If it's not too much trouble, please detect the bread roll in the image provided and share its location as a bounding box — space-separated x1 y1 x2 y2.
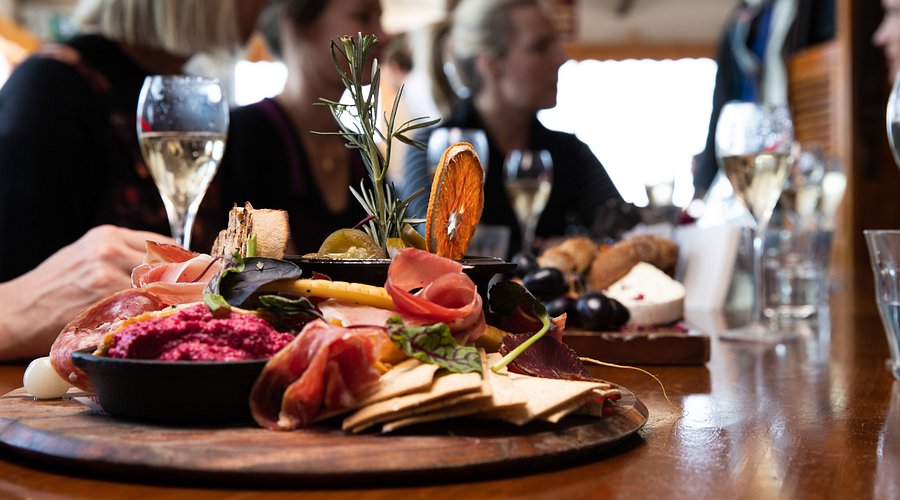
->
211 202 292 258
536 236 597 275
587 235 678 290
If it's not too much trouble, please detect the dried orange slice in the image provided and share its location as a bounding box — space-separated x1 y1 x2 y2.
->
425 142 484 260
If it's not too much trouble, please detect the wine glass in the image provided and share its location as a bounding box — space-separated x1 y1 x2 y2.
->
779 143 825 230
136 75 228 249
887 72 900 167
504 149 553 255
716 101 794 342
426 127 488 179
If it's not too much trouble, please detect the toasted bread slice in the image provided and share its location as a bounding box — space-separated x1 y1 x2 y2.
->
211 202 292 258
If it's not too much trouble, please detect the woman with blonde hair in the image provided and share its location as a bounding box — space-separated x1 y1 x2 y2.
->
401 0 625 257
0 0 267 359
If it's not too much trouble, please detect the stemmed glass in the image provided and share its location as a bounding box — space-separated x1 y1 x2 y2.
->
426 127 488 179
137 75 228 249
504 149 553 255
887 73 900 167
716 101 794 341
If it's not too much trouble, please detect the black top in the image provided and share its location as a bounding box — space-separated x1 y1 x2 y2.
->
213 98 369 255
0 35 221 281
400 103 624 257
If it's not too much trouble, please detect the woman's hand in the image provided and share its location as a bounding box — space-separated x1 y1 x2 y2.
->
0 225 175 361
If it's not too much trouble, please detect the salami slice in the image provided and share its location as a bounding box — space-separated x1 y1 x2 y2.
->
49 289 168 391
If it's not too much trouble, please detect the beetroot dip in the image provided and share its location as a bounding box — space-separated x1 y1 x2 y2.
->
107 304 293 361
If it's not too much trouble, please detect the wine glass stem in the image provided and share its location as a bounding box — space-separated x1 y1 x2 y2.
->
522 216 537 254
751 221 769 325
162 199 192 249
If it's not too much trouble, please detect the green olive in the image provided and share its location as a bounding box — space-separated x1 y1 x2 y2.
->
317 228 386 259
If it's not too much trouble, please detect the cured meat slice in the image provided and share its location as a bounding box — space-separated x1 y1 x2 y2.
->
500 332 592 381
50 289 168 391
250 320 385 430
131 241 222 305
384 248 485 344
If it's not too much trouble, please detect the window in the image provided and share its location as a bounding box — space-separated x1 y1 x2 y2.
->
538 58 718 207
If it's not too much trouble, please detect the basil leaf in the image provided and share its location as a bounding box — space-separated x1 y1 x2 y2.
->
257 294 317 317
217 257 302 307
486 281 553 373
385 317 482 374
486 281 549 334
203 252 245 311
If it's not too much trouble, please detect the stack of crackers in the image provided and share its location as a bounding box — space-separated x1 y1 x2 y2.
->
337 352 620 433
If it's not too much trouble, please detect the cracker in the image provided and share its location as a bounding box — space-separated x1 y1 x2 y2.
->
476 373 605 426
342 370 483 431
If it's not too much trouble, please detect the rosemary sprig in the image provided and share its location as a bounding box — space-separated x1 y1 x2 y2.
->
315 33 439 251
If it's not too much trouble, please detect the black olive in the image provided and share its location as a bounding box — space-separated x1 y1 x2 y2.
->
576 292 617 331
608 298 630 328
511 251 538 278
544 296 576 318
523 267 569 299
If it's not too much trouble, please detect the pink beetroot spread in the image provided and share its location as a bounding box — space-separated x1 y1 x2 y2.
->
107 304 294 361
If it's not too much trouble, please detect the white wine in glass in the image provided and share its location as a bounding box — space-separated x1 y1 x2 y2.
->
137 75 227 249
716 101 794 342
504 150 553 254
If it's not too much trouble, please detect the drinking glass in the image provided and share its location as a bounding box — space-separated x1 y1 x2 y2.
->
864 230 900 380
136 75 228 249
716 101 794 341
779 143 825 230
504 149 553 254
887 73 900 167
426 127 488 179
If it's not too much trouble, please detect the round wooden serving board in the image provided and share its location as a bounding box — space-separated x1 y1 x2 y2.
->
0 386 647 486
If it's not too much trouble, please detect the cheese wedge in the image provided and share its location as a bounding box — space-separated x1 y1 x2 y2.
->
604 262 685 326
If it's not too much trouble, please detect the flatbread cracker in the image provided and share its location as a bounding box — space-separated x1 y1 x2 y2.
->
476 373 605 426
381 360 528 432
359 358 441 405
539 385 619 423
342 371 483 431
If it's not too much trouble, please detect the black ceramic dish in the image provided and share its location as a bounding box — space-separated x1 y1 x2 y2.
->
71 348 267 425
286 256 517 299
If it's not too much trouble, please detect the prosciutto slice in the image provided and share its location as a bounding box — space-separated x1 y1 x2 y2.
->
384 248 485 344
50 289 168 391
250 320 385 430
131 241 222 305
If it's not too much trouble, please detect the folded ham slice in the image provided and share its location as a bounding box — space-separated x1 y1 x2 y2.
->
385 248 485 344
131 241 222 305
50 289 168 391
250 320 386 430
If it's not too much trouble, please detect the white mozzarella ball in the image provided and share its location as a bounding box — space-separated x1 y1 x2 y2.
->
23 356 71 399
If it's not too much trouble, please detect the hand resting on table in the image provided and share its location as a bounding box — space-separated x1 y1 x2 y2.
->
0 225 174 361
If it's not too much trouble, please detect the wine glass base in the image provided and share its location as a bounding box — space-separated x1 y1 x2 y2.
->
719 321 797 343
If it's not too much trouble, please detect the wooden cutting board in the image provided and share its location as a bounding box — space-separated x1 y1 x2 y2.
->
564 326 710 365
0 386 647 487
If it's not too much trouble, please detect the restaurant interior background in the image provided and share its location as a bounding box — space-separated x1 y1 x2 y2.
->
0 0 895 315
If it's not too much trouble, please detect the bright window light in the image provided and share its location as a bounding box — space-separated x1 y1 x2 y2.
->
233 60 287 106
539 58 718 207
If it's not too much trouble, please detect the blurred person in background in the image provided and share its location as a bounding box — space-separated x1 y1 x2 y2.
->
0 0 267 360
874 0 900 80
213 0 386 255
399 0 624 258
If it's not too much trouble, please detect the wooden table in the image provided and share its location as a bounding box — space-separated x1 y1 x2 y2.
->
1 300 898 499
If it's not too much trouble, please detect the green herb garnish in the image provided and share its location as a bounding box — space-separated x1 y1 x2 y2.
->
316 33 439 252
204 255 303 308
486 281 552 373
385 317 482 374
